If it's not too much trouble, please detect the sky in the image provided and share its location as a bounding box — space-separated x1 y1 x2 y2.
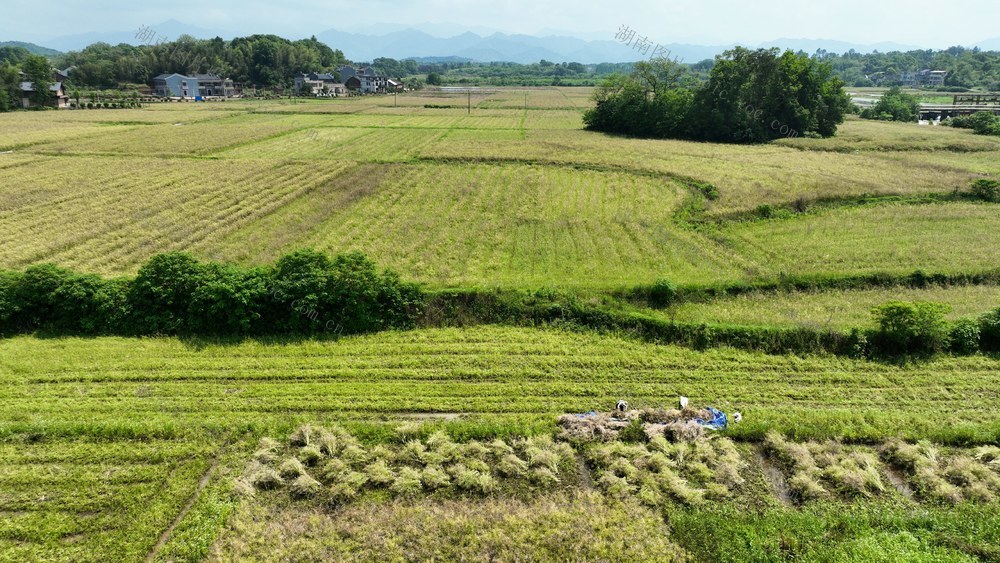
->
3 0 998 48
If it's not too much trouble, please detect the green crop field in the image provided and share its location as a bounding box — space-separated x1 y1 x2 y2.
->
2 87 1000 560
664 284 1000 330
3 327 1000 560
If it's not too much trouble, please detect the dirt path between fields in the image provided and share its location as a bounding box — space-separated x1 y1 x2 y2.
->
145 456 220 563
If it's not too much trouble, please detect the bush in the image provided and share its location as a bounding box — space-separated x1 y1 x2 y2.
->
860 87 919 122
870 301 952 356
692 182 719 201
949 318 981 355
12 264 74 330
0 271 23 332
186 265 269 335
267 249 422 334
618 419 647 443
967 112 1000 136
980 308 1000 352
691 323 715 351
49 273 127 333
969 179 1000 203
648 278 678 308
128 253 208 334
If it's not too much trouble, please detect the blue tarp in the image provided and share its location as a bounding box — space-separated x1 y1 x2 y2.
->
695 407 728 431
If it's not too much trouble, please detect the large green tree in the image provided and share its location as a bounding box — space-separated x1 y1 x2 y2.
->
691 48 850 142
21 54 52 106
584 48 849 143
0 62 20 111
583 58 695 138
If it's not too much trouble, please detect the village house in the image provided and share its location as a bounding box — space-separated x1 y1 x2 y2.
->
870 69 948 88
338 65 401 94
17 67 73 109
19 81 69 109
294 72 347 96
153 73 238 98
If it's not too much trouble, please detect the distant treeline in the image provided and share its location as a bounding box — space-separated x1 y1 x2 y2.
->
8 37 1000 91
814 46 1000 90
0 250 422 337
45 35 349 90
417 60 638 86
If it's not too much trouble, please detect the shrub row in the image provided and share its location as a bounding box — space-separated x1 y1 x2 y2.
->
947 111 1000 136
425 290 1000 359
629 269 1000 307
0 250 423 337
424 289 854 356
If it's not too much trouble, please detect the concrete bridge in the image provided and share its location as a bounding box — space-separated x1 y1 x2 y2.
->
918 104 1000 120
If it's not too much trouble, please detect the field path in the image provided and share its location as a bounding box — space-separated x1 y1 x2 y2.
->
145 455 221 562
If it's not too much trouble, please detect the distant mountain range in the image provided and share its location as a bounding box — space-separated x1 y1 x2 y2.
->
0 41 62 57
8 20 1000 64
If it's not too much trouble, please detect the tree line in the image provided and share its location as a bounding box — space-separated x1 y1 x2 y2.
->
812 46 1000 90
0 250 422 337
45 34 349 90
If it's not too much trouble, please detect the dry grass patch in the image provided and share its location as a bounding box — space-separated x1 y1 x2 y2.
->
882 439 1000 504
763 433 887 503
211 490 686 562
584 435 748 508
236 425 579 505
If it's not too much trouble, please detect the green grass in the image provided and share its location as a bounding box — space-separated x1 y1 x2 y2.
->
718 202 1000 280
3 326 999 445
0 434 220 561
662 284 1000 330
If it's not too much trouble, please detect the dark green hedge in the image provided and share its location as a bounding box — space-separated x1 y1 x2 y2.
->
0 250 423 337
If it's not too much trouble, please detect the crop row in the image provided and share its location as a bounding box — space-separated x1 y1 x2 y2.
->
0 434 218 562
2 327 1000 443
0 156 351 274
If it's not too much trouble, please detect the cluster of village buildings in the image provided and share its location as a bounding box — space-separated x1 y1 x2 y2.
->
151 65 402 99
868 69 948 87
18 63 951 109
16 64 403 109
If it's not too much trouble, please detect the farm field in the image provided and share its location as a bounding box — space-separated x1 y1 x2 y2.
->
2 86 1000 560
2 91 999 287
3 326 1000 560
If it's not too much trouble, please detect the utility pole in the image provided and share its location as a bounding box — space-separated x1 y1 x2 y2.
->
468 90 471 114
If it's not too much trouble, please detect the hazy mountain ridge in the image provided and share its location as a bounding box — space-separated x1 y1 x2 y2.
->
10 20 1000 64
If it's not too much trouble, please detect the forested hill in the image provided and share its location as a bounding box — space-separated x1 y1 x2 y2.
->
50 34 349 89
0 41 62 57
